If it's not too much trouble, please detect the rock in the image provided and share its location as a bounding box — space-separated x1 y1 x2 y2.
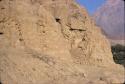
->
0 0 124 84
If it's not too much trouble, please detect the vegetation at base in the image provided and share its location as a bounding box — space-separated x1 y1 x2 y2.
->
111 44 125 66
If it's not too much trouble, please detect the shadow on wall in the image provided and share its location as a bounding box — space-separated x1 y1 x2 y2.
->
111 44 125 67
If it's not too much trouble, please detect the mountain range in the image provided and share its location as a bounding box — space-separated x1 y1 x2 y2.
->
94 0 124 44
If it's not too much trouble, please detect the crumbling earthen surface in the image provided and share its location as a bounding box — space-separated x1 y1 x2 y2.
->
0 0 124 84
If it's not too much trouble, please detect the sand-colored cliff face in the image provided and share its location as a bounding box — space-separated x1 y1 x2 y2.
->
0 0 124 84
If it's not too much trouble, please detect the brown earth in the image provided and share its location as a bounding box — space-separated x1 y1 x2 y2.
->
0 0 124 84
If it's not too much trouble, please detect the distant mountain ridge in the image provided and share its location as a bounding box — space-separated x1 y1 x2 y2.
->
94 0 124 41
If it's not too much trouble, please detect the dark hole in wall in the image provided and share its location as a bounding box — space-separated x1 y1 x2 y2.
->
0 0 2 2
0 32 3 35
1 7 5 9
55 18 60 23
19 38 24 41
0 81 2 84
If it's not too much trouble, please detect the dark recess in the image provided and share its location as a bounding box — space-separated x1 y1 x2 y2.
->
1 7 5 9
69 28 85 32
0 32 3 35
55 18 60 23
19 38 24 41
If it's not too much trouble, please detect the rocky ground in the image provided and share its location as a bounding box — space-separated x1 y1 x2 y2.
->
0 0 124 84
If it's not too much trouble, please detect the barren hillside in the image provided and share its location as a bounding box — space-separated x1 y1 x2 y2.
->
0 0 124 84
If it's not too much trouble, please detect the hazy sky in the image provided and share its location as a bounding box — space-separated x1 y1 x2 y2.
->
76 0 106 14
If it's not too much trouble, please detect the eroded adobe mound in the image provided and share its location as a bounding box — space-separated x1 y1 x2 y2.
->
0 0 124 84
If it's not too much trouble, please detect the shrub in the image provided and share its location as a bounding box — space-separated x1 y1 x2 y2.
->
111 44 125 66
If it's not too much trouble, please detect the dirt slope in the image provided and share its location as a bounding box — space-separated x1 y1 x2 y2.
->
0 0 124 84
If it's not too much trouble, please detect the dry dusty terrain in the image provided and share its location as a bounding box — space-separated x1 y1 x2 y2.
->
0 0 124 84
